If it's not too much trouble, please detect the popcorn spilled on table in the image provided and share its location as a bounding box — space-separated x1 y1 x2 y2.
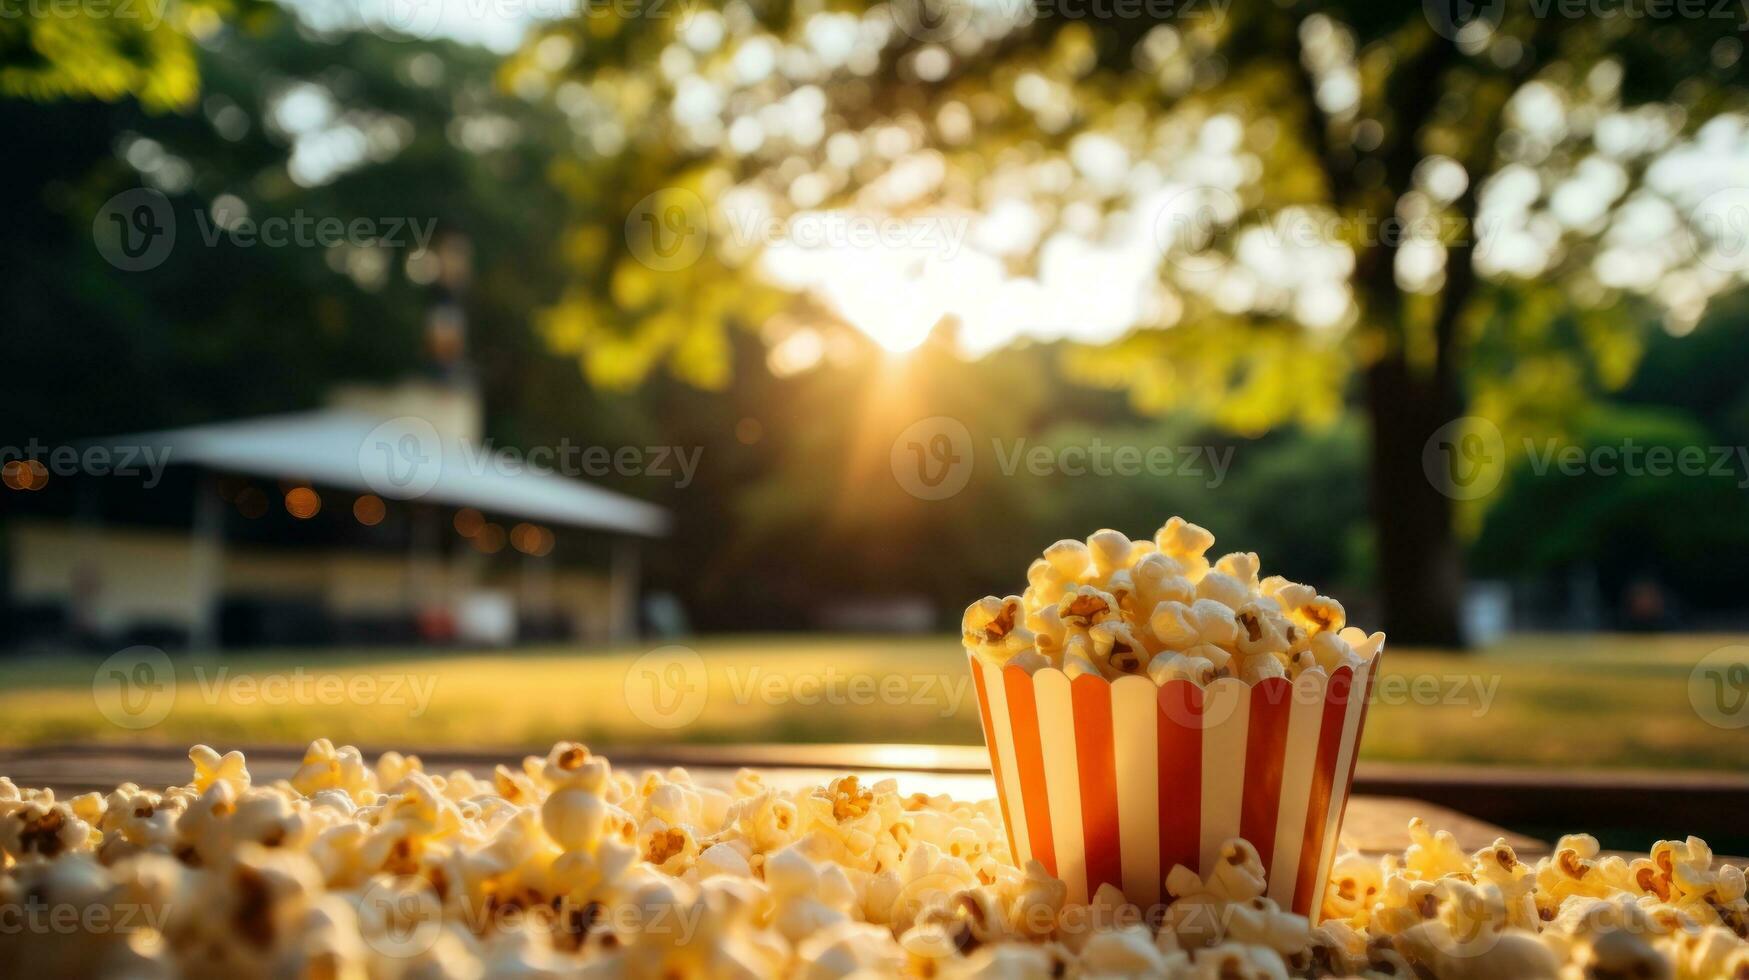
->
3 740 1746 978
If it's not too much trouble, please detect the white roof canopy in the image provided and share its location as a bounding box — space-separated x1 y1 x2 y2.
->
100 410 668 537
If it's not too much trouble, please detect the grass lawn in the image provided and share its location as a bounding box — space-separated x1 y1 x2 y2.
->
0 633 1742 771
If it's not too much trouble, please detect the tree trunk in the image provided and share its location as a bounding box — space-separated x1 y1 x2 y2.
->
1363 354 1468 648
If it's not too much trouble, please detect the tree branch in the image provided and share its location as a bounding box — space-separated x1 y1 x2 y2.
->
1288 18 1351 210
1432 16 1564 386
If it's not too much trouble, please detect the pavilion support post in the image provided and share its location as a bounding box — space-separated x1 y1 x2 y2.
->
407 504 440 624
188 471 224 652
608 537 639 644
71 477 105 646
519 549 552 634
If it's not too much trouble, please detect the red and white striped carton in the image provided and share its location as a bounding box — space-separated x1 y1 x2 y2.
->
966 651 1381 918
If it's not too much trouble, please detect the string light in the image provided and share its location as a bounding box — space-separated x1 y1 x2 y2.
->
285 487 321 519
453 507 485 537
353 494 386 526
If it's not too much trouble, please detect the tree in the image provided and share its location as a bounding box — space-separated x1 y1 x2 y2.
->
518 1 1749 644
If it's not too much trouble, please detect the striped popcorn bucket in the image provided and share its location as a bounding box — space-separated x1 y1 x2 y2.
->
967 652 1380 918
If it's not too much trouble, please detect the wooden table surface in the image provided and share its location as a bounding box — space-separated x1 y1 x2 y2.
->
0 742 1546 859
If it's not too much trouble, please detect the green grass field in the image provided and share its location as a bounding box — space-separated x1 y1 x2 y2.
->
1 633 1743 771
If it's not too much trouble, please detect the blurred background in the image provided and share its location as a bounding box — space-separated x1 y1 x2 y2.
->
3 0 1749 774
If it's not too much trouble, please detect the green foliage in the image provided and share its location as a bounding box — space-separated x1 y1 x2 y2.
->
1473 299 1749 610
0 0 270 110
0 23 598 446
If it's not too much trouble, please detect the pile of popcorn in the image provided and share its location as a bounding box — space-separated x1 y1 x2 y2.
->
4 742 1746 979
963 518 1387 686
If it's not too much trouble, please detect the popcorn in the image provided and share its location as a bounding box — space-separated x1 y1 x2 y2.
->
1148 651 1222 687
4 743 1745 980
964 517 1383 688
1237 653 1287 684
961 596 1026 654
1078 924 1170 974
1085 528 1136 579
1057 585 1119 632
189 744 251 794
1196 571 1252 612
